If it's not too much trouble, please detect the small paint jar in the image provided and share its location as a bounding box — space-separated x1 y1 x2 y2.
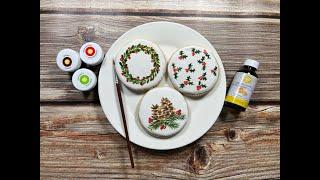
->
56 49 81 72
79 42 104 66
72 68 97 91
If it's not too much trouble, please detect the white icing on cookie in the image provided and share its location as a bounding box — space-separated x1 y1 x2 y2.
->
115 39 166 91
139 87 189 138
168 46 219 96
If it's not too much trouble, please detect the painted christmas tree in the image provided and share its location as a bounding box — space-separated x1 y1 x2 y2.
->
148 97 185 130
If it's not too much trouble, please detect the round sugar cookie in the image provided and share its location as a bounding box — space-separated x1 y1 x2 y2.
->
168 46 219 96
139 87 189 138
114 39 166 91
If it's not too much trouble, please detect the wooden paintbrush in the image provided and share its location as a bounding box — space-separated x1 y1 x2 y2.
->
113 61 135 168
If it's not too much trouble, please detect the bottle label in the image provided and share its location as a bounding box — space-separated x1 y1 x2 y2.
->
225 72 257 108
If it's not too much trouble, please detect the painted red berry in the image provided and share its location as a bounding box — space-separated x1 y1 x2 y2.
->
176 109 181 115
185 68 189 72
192 52 195 56
196 85 202 90
148 117 153 123
178 56 182 60
160 125 166 130
184 80 189 85
203 49 207 54
202 62 206 66
198 76 202 80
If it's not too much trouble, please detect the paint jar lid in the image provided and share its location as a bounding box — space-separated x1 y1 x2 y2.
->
72 68 97 91
80 42 104 66
56 49 81 72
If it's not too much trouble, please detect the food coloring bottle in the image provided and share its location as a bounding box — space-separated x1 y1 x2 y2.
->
80 42 104 66
72 68 97 91
225 59 259 111
56 49 81 72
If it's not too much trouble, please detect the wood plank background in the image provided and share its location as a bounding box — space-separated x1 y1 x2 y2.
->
40 0 280 179
41 104 279 179
40 0 280 17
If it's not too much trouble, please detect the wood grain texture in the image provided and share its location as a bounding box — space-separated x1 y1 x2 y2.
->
40 0 280 18
40 104 279 179
40 14 279 102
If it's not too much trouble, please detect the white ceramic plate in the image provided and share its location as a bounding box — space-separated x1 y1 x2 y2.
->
98 21 226 150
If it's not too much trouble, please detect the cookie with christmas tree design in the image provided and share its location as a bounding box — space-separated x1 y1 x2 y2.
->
114 39 166 91
139 87 189 137
168 46 219 96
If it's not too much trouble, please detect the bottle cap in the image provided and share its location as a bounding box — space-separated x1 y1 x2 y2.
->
244 59 259 69
72 68 97 91
56 49 81 72
80 42 104 66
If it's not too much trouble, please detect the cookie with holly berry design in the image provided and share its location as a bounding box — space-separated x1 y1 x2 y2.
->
139 87 189 138
114 39 166 91
167 46 219 96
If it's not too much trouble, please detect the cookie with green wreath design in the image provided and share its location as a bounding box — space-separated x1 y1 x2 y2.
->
114 39 166 91
167 46 219 96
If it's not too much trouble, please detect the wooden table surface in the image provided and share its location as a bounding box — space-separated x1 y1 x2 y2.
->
40 0 280 179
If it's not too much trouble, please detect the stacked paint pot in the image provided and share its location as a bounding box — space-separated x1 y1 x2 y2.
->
56 42 104 91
